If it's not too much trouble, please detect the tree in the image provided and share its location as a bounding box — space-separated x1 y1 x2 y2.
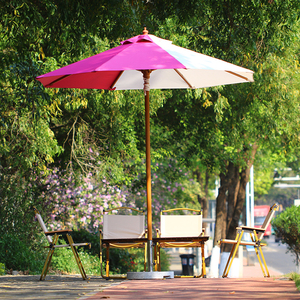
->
173 1 300 248
2 1 300 256
272 205 300 270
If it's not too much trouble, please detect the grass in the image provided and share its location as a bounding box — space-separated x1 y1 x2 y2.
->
287 272 300 291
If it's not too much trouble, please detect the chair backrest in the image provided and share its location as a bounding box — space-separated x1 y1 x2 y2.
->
257 203 278 240
160 208 202 238
102 208 145 239
34 207 53 243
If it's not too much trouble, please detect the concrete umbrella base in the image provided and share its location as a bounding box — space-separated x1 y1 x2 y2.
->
127 271 174 280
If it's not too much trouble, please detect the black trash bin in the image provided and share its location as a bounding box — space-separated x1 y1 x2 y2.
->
180 254 195 276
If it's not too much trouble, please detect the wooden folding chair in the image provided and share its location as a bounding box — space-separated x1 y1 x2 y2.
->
34 207 91 281
218 203 278 278
153 208 209 278
99 207 147 279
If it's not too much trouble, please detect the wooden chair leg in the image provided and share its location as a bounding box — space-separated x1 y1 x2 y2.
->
40 234 59 281
201 243 206 278
106 246 110 278
66 234 87 280
157 245 161 271
153 243 157 271
144 242 147 271
223 230 244 278
251 230 270 277
255 245 269 277
40 248 55 281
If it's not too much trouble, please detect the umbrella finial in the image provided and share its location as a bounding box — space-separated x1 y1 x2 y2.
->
143 27 148 35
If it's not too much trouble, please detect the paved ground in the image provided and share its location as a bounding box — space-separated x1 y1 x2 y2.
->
0 275 122 300
0 274 298 300
0 258 298 299
84 277 299 300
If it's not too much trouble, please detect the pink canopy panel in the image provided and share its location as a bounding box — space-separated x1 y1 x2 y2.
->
36 33 253 90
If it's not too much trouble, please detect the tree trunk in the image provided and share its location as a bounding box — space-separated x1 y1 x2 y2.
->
226 163 240 235
214 144 259 249
213 173 228 246
194 168 209 220
223 167 249 252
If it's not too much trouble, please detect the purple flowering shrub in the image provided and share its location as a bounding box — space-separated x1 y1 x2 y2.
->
37 158 201 233
39 168 133 232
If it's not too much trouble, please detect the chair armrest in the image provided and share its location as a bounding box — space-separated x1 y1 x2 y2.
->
45 230 72 236
218 239 266 247
239 226 265 233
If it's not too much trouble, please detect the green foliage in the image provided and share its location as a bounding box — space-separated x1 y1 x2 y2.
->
51 246 100 275
101 248 170 275
68 230 100 257
102 248 142 274
0 263 5 275
0 234 43 273
288 273 300 290
129 158 202 227
255 165 299 207
51 245 170 276
0 168 51 244
272 206 300 265
2 0 300 270
158 248 171 271
58 229 170 275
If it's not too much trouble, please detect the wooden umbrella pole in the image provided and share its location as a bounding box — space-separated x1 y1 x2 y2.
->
143 69 153 272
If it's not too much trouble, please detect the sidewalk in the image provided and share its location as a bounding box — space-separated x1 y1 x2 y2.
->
83 277 299 299
81 255 298 299
0 275 122 300
167 248 283 278
0 262 298 300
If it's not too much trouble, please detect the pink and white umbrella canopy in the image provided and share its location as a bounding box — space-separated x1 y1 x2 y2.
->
36 33 253 90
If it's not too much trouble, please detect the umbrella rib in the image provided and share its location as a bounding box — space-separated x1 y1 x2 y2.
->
174 69 194 89
45 75 71 87
225 71 250 82
110 71 124 89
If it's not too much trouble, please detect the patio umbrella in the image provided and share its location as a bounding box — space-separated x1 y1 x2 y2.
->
36 28 254 272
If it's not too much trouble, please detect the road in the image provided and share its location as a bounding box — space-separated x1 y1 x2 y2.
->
262 234 299 274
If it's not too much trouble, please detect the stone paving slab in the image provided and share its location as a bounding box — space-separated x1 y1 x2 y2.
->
84 277 299 300
0 275 122 300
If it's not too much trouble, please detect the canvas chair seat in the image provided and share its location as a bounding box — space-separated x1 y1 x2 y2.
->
34 207 91 281
99 207 147 279
153 208 209 278
218 203 278 278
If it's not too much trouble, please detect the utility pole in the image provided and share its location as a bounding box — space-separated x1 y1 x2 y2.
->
246 166 254 227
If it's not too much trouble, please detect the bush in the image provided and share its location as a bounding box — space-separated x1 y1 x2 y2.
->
0 234 44 273
272 205 300 267
0 263 5 275
101 247 170 275
288 272 300 291
158 248 171 271
51 246 101 275
66 229 171 274
64 229 100 257
0 228 170 276
102 248 141 274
